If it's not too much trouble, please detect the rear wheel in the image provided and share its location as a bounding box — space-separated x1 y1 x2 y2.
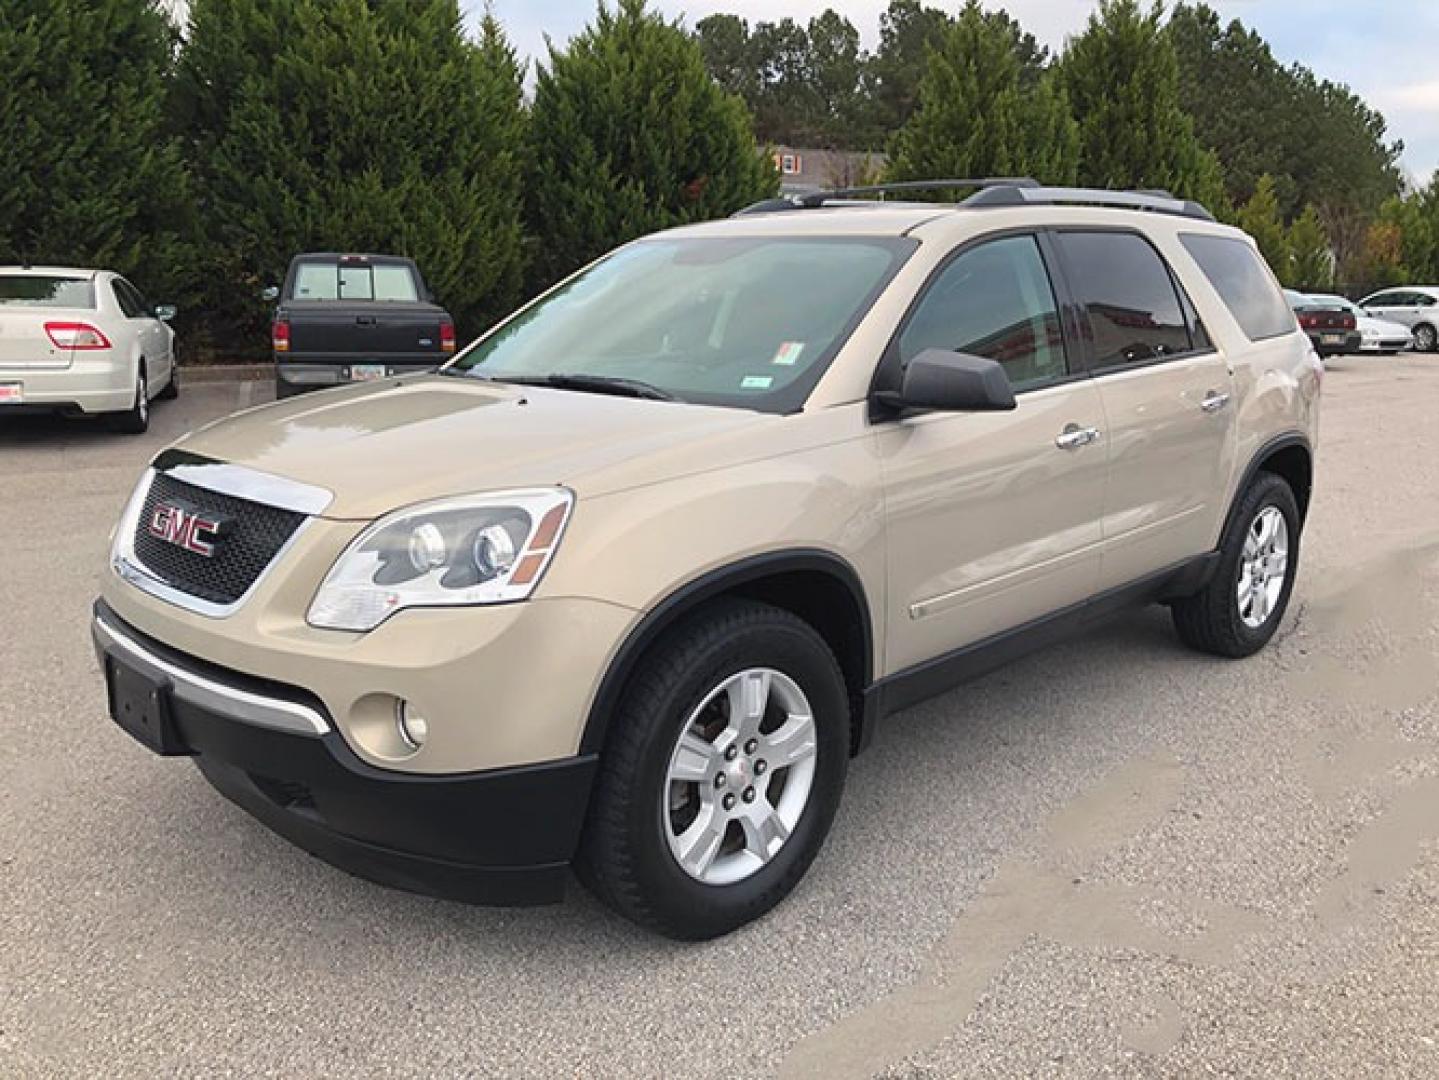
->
157 364 179 400
1414 323 1437 352
576 599 849 939
1172 472 1299 657
108 366 150 435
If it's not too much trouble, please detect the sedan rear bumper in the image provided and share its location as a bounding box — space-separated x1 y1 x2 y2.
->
0 361 134 414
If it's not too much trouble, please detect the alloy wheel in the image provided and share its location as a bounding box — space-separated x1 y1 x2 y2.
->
1237 506 1289 629
662 667 817 886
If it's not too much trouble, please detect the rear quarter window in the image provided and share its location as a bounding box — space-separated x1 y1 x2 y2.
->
1180 234 1295 342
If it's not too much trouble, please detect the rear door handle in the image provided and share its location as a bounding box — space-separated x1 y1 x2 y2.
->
1200 390 1231 413
355 315 377 326
1055 424 1101 450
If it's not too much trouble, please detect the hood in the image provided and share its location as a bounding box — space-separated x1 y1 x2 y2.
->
1357 315 1410 337
175 375 771 518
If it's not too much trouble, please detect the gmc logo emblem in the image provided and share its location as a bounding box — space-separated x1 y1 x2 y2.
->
148 502 229 558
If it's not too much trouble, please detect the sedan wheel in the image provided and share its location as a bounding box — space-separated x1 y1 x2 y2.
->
1415 324 1437 352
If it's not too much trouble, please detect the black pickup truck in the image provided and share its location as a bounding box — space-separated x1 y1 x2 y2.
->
268 253 455 397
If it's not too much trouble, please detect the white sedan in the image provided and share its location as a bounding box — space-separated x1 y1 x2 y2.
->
0 266 178 433
1306 293 1413 354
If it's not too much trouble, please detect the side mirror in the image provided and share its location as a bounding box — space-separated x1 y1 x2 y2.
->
876 349 1017 414
153 304 177 322
260 285 280 303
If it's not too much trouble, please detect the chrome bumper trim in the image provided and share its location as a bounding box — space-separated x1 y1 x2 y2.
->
93 610 330 737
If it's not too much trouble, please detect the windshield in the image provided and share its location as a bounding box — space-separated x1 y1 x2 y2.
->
449 236 913 412
0 275 94 308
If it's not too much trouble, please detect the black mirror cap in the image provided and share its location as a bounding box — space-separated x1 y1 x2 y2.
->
878 348 1017 415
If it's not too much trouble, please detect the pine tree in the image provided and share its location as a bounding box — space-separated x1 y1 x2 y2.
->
887 2 1078 186
1237 175 1290 278
526 0 777 291
1059 0 1217 206
174 0 527 350
1286 205 1333 289
0 0 189 299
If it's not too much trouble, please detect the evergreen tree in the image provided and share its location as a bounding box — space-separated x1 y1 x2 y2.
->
527 0 777 291
1059 0 1217 206
888 2 1077 186
174 0 527 349
1285 205 1333 289
0 0 188 299
1237 174 1290 277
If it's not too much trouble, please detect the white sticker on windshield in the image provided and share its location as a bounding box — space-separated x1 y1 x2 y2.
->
741 375 774 390
771 341 805 366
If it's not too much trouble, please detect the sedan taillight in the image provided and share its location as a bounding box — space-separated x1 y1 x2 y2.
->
45 322 112 350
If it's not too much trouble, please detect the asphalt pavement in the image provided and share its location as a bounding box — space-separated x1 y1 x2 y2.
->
3 355 1437 1078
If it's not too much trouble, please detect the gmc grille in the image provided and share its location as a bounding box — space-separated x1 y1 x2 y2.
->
131 473 306 606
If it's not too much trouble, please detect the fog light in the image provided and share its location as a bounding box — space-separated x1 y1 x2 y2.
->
396 700 429 750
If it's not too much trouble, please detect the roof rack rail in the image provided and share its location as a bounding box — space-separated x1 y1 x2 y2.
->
961 184 1215 222
733 178 1039 216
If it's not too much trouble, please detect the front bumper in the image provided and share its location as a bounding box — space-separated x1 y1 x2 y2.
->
92 601 598 905
1358 336 1412 352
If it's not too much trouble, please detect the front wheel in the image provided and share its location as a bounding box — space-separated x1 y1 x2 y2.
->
576 599 850 939
1414 323 1437 352
1172 472 1300 657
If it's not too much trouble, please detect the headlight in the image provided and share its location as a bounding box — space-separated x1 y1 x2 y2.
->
307 488 573 631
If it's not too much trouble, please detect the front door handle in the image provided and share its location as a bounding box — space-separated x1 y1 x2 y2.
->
1200 390 1231 413
1055 424 1101 450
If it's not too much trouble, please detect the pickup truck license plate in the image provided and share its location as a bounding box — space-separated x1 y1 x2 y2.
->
0 382 22 403
351 364 387 382
1320 333 1343 345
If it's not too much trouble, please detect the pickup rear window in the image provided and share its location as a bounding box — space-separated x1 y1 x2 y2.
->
0 276 94 307
292 261 420 302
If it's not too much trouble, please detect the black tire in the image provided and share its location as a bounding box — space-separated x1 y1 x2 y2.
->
108 366 150 434
157 366 179 400
1172 472 1300 658
1414 323 1437 353
275 377 304 400
575 599 850 940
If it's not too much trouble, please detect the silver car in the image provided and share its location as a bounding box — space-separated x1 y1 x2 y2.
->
1358 286 1439 352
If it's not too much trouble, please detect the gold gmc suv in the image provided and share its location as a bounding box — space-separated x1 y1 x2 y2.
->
94 181 1321 939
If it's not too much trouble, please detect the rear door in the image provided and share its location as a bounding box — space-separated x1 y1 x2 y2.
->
877 232 1108 673
113 277 171 386
1051 229 1236 590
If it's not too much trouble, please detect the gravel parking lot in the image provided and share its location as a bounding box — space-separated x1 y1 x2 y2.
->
3 356 1438 1078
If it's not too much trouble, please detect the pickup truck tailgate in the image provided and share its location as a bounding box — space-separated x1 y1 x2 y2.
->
286 301 449 363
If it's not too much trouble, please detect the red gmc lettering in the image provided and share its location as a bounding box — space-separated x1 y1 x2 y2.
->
148 504 221 558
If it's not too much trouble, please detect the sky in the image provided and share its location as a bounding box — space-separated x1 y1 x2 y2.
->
477 0 1439 185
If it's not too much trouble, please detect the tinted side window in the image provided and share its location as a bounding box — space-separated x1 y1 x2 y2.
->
112 279 143 318
898 235 1067 389
1415 293 1437 308
1058 232 1191 368
1368 291 1407 306
1179 233 1295 342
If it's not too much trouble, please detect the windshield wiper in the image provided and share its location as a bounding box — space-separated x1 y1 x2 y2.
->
485 373 678 402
